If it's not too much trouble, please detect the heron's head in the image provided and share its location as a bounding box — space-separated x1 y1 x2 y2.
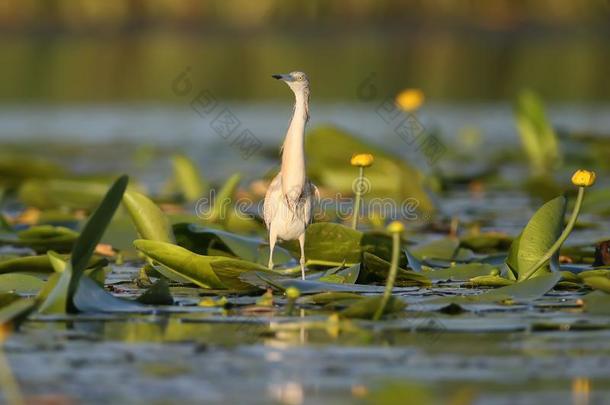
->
272 71 309 94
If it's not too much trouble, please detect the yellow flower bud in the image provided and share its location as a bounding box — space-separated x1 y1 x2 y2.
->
386 221 405 234
395 89 425 111
571 170 596 187
350 153 374 168
286 286 300 300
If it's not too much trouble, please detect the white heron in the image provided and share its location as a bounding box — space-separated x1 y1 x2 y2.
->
263 71 318 280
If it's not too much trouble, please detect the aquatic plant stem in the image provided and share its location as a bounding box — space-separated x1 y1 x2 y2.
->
373 231 401 320
521 187 584 281
351 167 364 229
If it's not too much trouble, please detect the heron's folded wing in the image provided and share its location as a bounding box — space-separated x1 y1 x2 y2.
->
263 174 282 228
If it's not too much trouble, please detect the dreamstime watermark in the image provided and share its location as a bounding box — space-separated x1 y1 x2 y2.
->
194 187 420 223
356 73 446 166
172 67 262 160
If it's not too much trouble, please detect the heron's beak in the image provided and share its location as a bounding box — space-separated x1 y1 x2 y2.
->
272 74 290 81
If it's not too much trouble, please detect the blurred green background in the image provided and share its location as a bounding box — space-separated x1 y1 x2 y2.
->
2 0 610 103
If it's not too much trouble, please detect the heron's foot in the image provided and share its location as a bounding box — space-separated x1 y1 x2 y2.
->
268 260 274 270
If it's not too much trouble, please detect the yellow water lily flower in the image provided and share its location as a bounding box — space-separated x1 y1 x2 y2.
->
350 153 374 168
395 88 424 111
571 170 596 187
285 287 300 300
387 221 405 234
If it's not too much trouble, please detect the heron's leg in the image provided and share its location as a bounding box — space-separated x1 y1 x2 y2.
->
268 227 277 270
298 233 306 280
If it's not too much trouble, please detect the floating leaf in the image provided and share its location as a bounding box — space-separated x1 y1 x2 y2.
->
583 276 610 293
174 224 294 266
73 275 149 313
0 225 78 253
361 252 431 286
582 291 610 315
468 275 515 287
0 297 36 327
282 222 363 263
136 279 174 305
423 262 496 282
460 232 513 253
243 271 410 294
477 272 560 301
0 254 62 274
341 295 405 319
298 292 363 305
0 273 45 294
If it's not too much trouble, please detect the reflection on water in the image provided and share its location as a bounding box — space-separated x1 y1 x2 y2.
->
1 30 609 103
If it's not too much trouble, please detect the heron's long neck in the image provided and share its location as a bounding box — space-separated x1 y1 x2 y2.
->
281 89 309 194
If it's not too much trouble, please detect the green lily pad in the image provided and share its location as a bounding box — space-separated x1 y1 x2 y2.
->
136 279 174 305
123 190 175 243
209 173 241 222
73 275 150 313
514 89 561 176
38 175 129 314
582 290 610 314
361 252 431 286
423 262 497 282
579 269 610 279
19 178 110 210
0 225 78 253
411 237 473 263
0 273 45 294
0 297 36 327
305 126 435 214
282 222 363 263
341 295 405 319
171 154 208 202
298 291 363 305
134 239 269 290
174 224 294 266
468 275 515 287
507 195 567 280
460 232 513 253
583 276 610 293
242 271 409 294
